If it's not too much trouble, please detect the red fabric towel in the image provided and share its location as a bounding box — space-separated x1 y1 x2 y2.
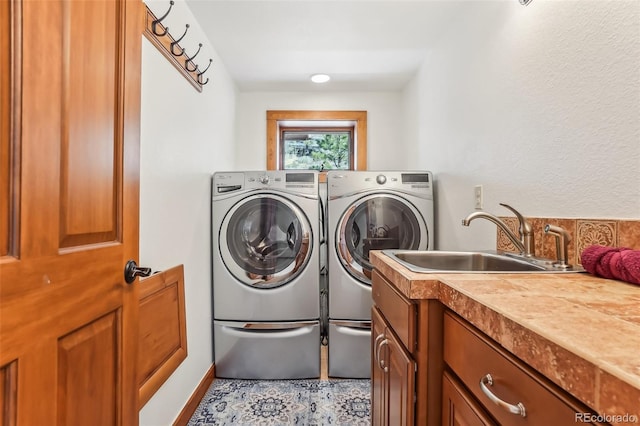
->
619 250 640 285
580 245 640 285
597 249 618 279
608 250 631 282
581 245 618 276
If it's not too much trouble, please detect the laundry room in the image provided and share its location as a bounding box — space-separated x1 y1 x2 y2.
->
136 0 640 424
3 0 637 425
133 0 640 423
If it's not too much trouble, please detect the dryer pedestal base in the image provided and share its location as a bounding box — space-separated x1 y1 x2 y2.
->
327 320 371 379
214 320 320 379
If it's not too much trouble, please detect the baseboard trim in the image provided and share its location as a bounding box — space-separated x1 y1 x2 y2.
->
172 364 215 426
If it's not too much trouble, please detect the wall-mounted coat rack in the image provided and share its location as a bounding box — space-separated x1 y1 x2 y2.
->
144 1 212 92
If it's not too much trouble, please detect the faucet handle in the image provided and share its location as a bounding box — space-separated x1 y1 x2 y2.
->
499 203 531 233
499 203 535 257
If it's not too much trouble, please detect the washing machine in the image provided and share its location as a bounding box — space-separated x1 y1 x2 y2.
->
327 170 434 378
212 171 321 379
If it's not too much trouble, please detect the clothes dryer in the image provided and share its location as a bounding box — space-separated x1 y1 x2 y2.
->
212 171 321 379
327 170 434 378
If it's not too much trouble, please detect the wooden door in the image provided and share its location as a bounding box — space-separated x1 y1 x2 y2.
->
0 0 142 424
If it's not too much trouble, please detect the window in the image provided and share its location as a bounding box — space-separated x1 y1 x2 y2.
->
266 110 367 180
280 127 353 171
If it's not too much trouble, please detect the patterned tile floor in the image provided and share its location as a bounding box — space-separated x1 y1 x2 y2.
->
187 378 371 426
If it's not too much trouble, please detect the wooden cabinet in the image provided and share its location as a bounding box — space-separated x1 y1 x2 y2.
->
372 264 610 426
443 311 607 426
371 269 443 426
372 306 415 426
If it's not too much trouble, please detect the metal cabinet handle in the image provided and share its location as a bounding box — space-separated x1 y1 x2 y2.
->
220 324 314 338
479 374 526 417
377 339 389 372
373 333 385 366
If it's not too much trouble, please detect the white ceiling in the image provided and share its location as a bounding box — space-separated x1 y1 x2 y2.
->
185 0 469 92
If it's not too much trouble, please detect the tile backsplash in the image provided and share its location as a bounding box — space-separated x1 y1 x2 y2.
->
496 217 640 266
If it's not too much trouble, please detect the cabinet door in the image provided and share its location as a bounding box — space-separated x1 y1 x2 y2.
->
442 371 496 426
386 324 416 426
371 307 388 426
372 306 416 426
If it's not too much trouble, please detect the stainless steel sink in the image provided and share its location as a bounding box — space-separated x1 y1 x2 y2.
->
383 250 585 274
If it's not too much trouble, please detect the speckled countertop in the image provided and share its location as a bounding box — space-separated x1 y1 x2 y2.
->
370 251 640 423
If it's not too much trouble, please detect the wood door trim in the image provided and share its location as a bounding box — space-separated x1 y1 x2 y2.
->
121 2 144 420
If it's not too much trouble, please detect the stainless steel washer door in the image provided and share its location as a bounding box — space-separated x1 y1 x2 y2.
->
336 194 426 283
220 194 313 289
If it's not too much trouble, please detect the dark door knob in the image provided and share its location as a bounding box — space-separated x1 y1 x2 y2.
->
124 260 152 284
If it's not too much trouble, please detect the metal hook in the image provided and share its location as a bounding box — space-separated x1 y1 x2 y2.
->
152 0 174 37
197 59 213 84
170 24 190 56
184 43 202 72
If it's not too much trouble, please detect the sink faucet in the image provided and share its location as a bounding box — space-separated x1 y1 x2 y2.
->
462 203 535 257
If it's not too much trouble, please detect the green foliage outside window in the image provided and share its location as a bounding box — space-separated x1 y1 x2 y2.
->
283 133 350 170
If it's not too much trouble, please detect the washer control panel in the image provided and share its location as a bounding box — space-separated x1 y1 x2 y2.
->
328 170 433 197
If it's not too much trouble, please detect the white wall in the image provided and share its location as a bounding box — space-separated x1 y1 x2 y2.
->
138 1 237 424
234 91 408 170
404 0 640 251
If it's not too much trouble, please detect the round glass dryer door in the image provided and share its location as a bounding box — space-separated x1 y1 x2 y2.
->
336 194 427 284
220 194 312 289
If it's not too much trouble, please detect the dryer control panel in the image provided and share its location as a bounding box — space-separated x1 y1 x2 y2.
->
213 171 318 196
